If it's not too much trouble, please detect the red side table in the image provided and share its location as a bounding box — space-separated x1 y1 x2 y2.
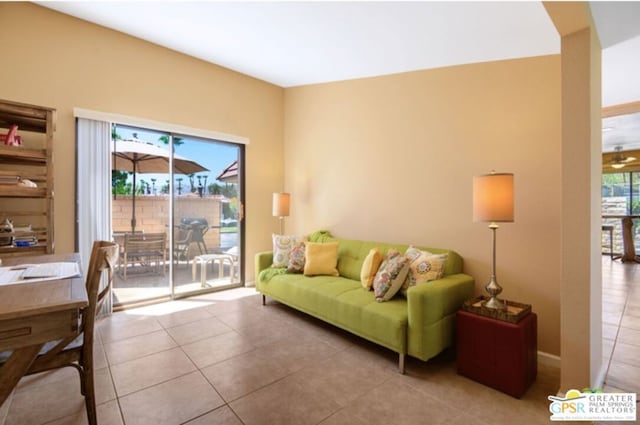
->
456 309 537 398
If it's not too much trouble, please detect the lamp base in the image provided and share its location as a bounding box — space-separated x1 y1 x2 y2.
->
482 296 507 311
278 217 285 235
483 277 507 311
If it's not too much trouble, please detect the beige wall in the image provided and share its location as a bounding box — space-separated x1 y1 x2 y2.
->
284 56 562 355
0 3 284 282
2 2 591 363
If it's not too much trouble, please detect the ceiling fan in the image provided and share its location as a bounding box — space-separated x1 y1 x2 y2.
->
610 146 637 169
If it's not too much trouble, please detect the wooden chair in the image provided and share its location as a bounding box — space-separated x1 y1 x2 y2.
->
118 232 167 279
1 241 118 425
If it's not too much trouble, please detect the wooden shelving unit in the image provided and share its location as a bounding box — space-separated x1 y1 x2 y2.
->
0 99 55 258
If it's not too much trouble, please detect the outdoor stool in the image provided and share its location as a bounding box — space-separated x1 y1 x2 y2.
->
602 224 614 259
192 253 235 287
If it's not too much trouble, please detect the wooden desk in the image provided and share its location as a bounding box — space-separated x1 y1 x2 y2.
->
603 215 640 263
0 253 85 407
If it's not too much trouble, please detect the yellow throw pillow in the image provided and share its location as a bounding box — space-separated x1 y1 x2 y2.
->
304 242 339 276
361 248 383 290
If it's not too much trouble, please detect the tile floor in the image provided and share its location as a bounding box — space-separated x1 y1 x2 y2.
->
601 256 640 396
3 258 638 425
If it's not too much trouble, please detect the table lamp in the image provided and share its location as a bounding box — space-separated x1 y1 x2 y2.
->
473 172 514 311
272 192 290 235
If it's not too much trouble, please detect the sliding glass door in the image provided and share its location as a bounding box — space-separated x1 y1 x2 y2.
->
111 124 243 307
172 134 242 297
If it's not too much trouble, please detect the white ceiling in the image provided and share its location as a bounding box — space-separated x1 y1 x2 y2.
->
595 0 640 153
38 1 560 88
36 1 640 152
603 112 640 153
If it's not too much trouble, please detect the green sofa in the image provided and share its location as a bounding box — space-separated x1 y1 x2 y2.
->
255 233 474 373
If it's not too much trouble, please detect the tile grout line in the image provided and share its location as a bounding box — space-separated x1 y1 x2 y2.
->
602 260 640 392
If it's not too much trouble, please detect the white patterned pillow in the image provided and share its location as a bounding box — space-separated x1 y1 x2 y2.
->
401 246 447 295
373 250 411 302
272 234 304 268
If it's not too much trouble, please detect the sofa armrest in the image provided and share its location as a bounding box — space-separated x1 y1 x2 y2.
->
407 273 475 360
255 251 273 280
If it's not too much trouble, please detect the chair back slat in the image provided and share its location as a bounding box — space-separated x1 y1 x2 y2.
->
81 241 118 359
119 232 166 279
123 232 166 254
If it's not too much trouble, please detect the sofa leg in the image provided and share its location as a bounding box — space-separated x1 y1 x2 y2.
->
262 294 266 306
398 353 405 374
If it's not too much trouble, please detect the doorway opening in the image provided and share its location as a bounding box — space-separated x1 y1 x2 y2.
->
110 124 244 308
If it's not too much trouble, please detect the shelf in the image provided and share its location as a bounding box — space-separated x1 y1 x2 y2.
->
0 186 47 198
0 211 47 217
0 145 47 164
0 98 55 258
0 229 45 236
0 243 47 256
0 100 54 134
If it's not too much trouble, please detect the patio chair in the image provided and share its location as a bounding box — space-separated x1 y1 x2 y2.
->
112 230 143 248
174 227 194 267
180 218 209 254
118 232 167 279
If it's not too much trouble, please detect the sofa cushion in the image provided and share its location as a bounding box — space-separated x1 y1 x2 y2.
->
304 242 339 276
360 248 383 290
272 234 304 267
373 250 411 302
258 273 408 353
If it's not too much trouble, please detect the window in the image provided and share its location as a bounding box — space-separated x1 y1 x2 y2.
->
602 171 640 253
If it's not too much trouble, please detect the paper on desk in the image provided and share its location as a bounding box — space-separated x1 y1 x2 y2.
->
0 262 81 286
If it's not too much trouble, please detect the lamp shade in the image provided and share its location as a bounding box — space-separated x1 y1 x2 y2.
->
272 192 290 217
473 173 514 222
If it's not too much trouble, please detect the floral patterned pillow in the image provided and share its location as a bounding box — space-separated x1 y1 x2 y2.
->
401 247 447 296
287 241 306 273
373 250 411 302
272 234 304 268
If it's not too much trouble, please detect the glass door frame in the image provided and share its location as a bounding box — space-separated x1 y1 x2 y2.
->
168 133 245 300
111 123 245 308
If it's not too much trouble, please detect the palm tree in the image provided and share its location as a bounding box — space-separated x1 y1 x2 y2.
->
111 124 122 141
158 134 184 148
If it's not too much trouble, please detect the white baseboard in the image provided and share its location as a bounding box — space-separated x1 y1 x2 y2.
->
244 280 255 288
537 351 608 390
593 360 608 390
538 350 561 368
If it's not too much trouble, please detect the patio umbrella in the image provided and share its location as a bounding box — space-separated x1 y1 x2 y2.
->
112 139 209 233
